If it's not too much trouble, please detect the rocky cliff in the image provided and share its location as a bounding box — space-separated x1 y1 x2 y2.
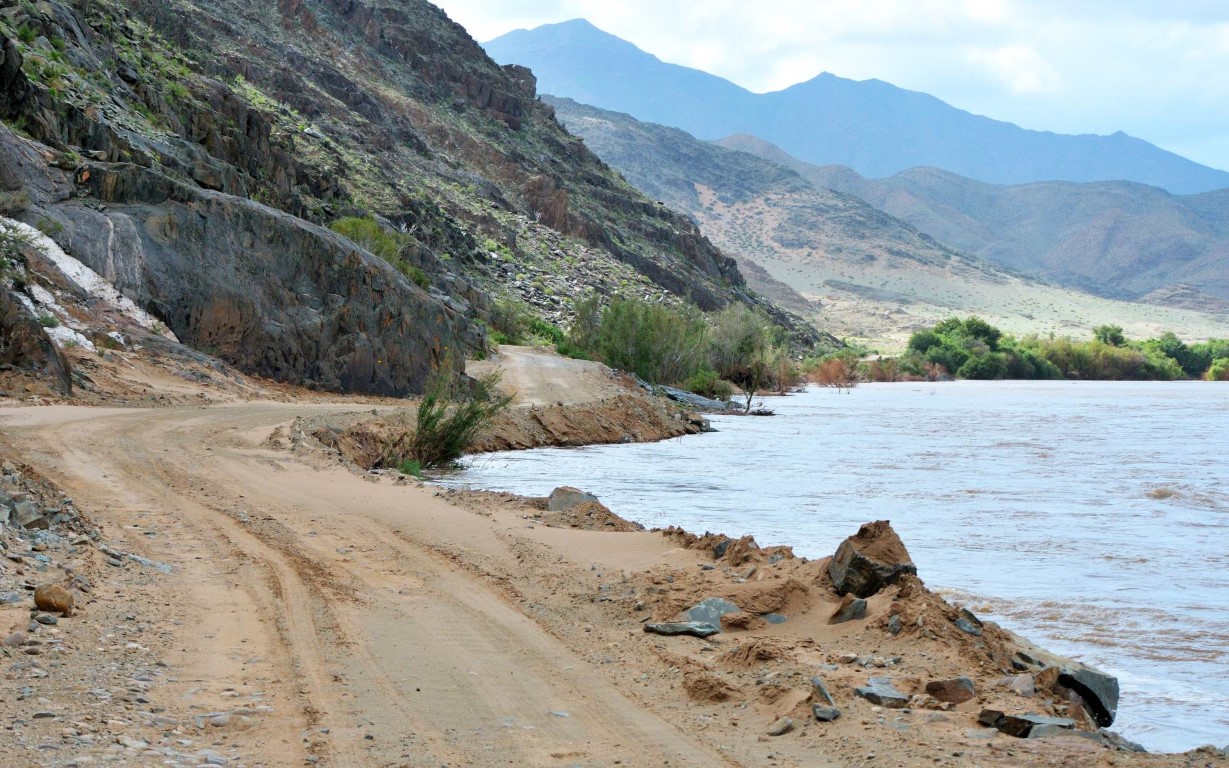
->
0 0 813 396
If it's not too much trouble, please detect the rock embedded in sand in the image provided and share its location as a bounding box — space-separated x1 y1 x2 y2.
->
925 676 976 704
546 486 599 512
643 621 720 638
828 521 917 598
812 704 841 722
854 677 909 708
686 597 741 628
33 583 74 616
766 716 794 736
828 594 868 624
979 710 1075 738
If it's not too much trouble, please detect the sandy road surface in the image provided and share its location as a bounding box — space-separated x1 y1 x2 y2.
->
0 402 733 768
468 346 629 406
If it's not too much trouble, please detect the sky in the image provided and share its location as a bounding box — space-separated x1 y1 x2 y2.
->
432 0 1229 171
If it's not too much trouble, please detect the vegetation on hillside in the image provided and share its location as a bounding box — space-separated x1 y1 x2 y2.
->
898 318 1228 382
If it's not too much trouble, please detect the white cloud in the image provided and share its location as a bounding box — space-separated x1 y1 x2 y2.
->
966 44 1061 94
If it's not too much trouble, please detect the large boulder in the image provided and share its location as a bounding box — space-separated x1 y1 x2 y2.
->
547 486 599 512
828 520 917 598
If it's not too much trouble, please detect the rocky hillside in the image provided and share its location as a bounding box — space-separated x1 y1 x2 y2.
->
718 139 1229 306
0 0 812 397
551 98 1229 347
486 19 1229 194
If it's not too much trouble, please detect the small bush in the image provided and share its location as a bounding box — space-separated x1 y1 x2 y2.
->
397 458 423 478
0 189 30 215
37 312 60 328
379 367 513 470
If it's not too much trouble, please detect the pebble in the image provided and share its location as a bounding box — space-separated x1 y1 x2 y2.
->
34 613 58 625
766 716 794 736
2 631 25 646
209 714 230 727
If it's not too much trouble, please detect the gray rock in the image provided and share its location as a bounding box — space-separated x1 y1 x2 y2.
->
811 676 836 707
828 596 867 624
762 613 787 624
658 385 736 413
643 621 719 638
925 676 976 704
686 597 740 628
954 608 984 636
997 714 1074 738
811 705 841 722
887 614 902 635
547 486 598 512
3 631 26 646
766 716 793 736
33 613 57 625
827 521 917 598
854 677 909 708
1058 665 1119 727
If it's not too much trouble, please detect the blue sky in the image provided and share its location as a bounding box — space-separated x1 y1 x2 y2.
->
433 0 1229 171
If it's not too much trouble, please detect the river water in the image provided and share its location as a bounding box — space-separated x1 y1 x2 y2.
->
435 381 1229 752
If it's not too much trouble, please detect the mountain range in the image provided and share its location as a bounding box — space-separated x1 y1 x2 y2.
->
485 19 1229 195
549 97 1229 346
717 135 1229 307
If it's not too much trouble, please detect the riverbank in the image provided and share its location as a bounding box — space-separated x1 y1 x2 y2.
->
0 356 1225 766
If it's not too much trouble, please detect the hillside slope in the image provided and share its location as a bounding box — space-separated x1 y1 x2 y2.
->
487 19 1229 194
551 98 1229 347
719 134 1229 306
0 0 815 398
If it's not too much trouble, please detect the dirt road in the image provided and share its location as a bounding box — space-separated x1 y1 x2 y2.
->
0 402 733 768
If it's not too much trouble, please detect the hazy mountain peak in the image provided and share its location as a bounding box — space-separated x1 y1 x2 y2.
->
488 19 1229 193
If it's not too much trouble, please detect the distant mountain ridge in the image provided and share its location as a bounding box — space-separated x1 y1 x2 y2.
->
486 19 1229 194
548 97 1229 347
717 134 1229 304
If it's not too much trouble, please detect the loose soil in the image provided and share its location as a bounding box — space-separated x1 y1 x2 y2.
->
0 350 1224 767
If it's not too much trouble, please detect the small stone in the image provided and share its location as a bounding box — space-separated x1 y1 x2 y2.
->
812 705 841 722
3 631 25 647
643 621 719 638
887 615 902 635
34 613 58 625
32 711 57 719
855 677 909 708
686 597 741 627
766 716 794 736
925 676 976 704
209 714 230 727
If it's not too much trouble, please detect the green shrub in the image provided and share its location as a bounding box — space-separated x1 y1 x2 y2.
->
397 458 423 478
37 312 59 328
1207 358 1229 381
405 368 513 469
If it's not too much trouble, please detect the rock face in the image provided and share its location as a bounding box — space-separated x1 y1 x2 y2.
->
37 161 468 396
828 520 917 598
0 288 72 396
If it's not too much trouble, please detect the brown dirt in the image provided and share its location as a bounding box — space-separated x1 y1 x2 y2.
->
0 350 1224 767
